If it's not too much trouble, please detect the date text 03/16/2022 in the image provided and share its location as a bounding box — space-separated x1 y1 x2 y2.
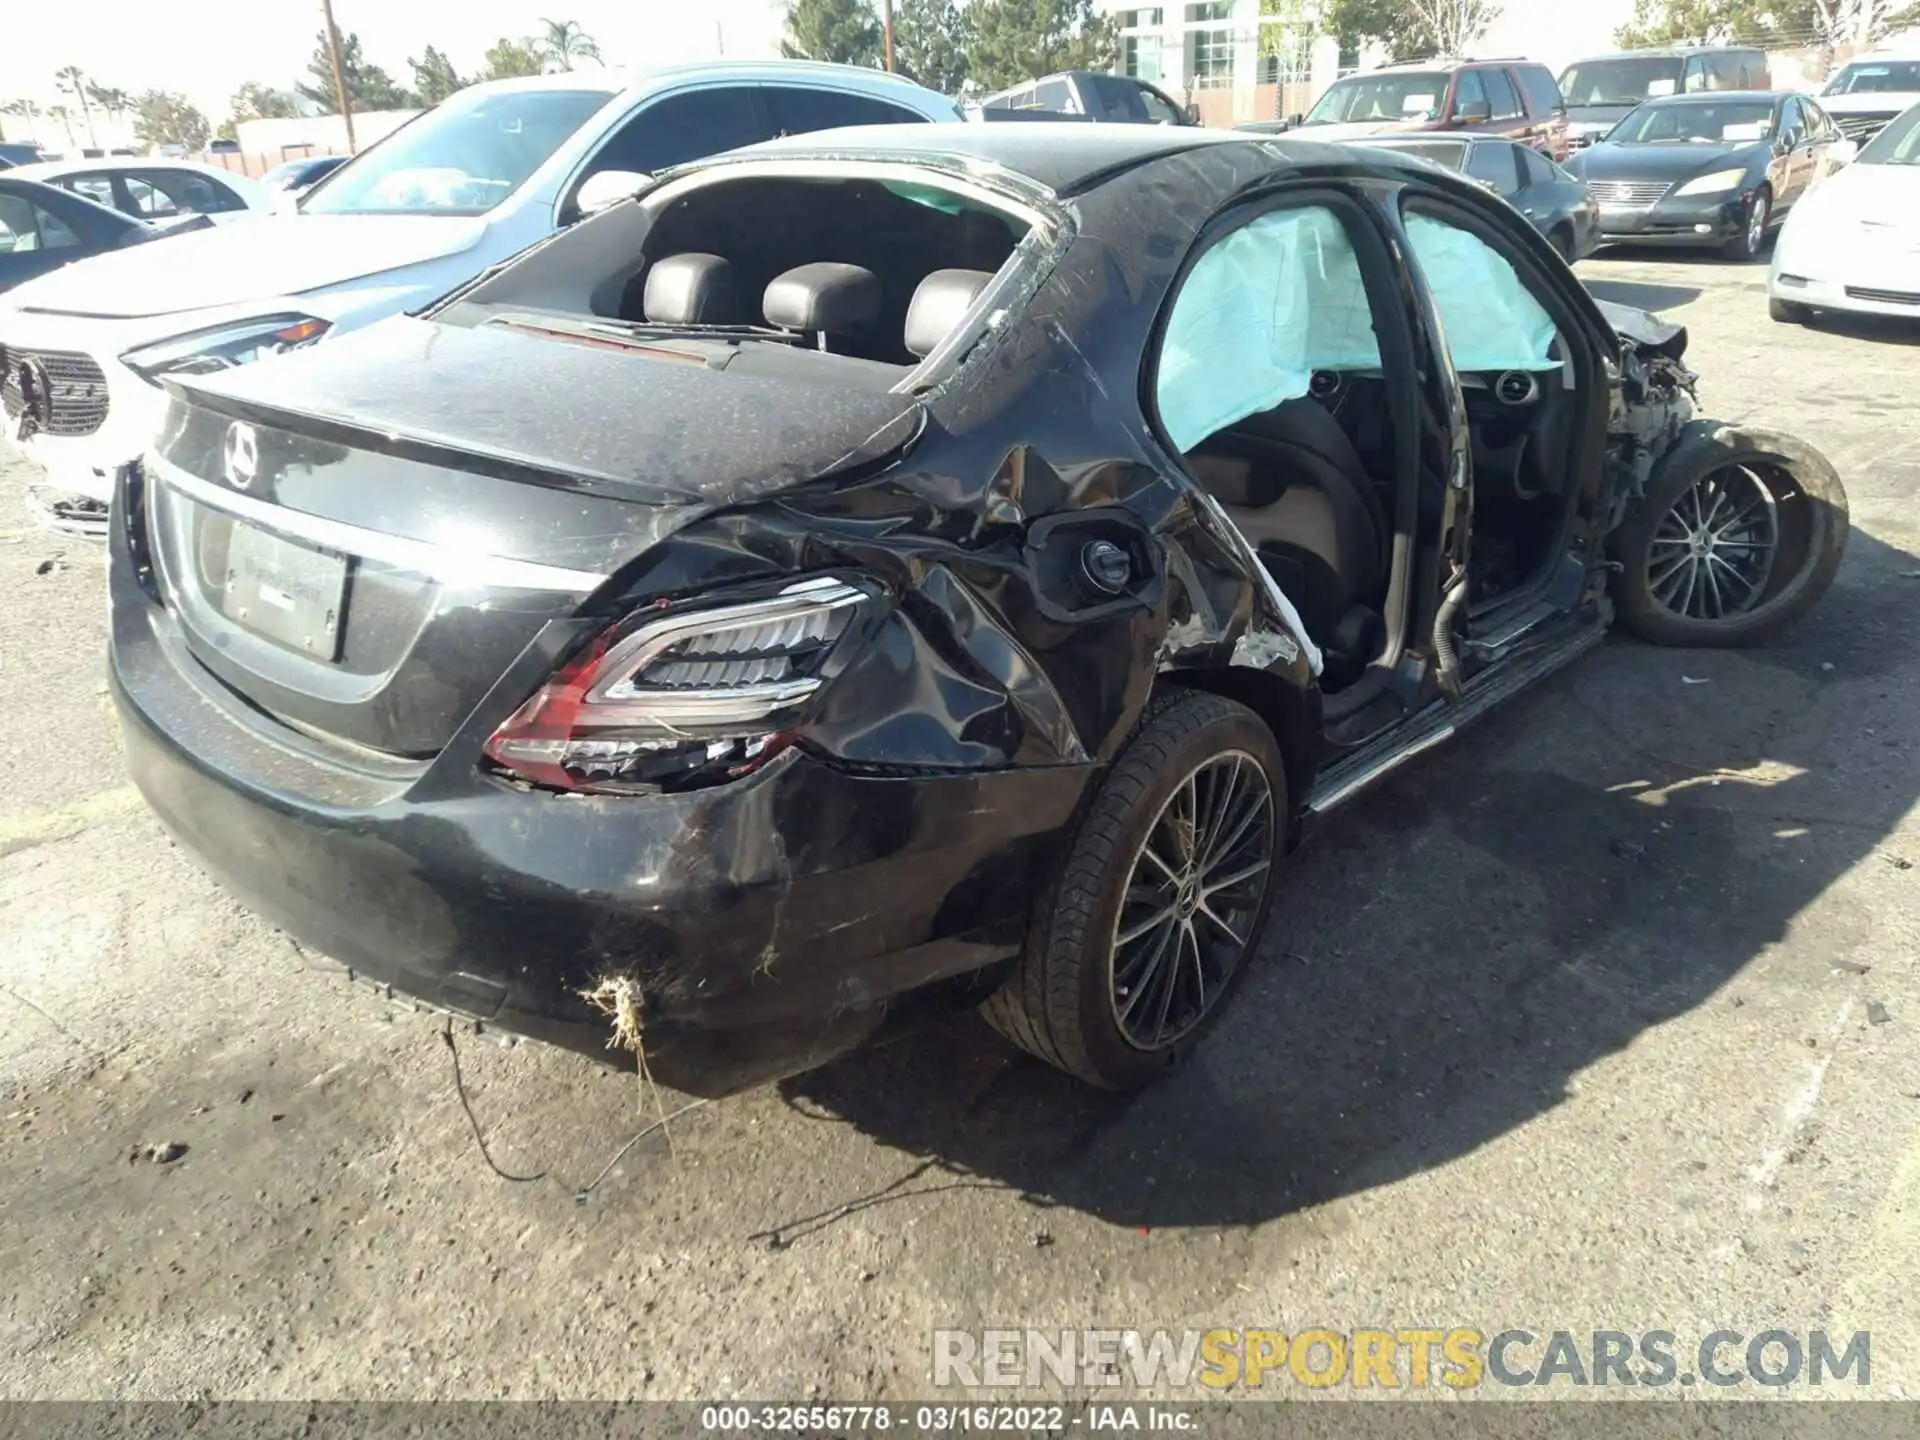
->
697 1404 1192 1432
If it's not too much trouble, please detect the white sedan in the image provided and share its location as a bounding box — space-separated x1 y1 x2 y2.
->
1770 100 1920 324
0 63 964 522
6 158 272 228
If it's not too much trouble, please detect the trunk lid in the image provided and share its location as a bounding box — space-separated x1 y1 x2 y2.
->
146 317 922 757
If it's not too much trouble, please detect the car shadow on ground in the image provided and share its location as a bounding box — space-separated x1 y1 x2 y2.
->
1581 274 1707 312
1792 313 1920 348
774 527 1920 1233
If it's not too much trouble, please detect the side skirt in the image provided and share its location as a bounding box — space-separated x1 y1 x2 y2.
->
1305 617 1607 817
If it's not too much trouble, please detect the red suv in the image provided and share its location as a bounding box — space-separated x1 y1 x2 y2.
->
1289 59 1570 161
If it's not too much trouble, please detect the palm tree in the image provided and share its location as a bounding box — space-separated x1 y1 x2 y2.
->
55 65 97 148
87 82 131 122
0 98 41 145
537 18 602 72
46 103 77 149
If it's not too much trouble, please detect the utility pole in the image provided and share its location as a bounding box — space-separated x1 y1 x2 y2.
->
320 0 357 152
882 0 895 72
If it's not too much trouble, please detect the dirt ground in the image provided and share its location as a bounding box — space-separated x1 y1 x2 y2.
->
2 253 1919 1404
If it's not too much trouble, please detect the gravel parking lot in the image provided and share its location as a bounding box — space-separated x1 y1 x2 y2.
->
2 252 1918 1404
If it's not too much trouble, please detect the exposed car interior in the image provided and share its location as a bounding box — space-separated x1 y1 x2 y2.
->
444 171 1038 392
1157 201 1585 697
610 175 1031 371
439 168 1036 395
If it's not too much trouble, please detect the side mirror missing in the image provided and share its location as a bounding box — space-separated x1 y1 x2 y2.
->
1454 100 1494 125
575 169 652 219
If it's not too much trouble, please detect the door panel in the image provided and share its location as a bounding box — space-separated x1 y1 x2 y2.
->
1396 193 1615 625
0 190 87 292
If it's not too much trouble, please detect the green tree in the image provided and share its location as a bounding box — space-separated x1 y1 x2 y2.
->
894 0 970 93
55 65 97 148
1618 0 1807 44
298 29 416 113
1620 0 1918 46
85 82 132 123
409 45 469 103
962 0 1120 91
538 18 603 71
1260 0 1327 82
132 90 211 151
221 83 295 147
781 0 883 67
1322 0 1434 60
481 37 548 80
229 81 298 126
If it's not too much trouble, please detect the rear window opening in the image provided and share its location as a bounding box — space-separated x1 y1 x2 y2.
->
440 169 1037 386
613 175 1031 373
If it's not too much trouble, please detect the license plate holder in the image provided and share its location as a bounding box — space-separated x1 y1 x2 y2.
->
219 523 350 660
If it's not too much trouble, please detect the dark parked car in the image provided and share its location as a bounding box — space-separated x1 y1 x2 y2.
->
1358 135 1600 260
109 125 1848 1095
1285 59 1570 160
261 154 351 197
1566 91 1849 260
0 141 47 169
0 174 159 294
1558 45 1771 148
973 70 1197 126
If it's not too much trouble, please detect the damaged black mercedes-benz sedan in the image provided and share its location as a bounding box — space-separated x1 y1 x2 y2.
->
109 124 1848 1094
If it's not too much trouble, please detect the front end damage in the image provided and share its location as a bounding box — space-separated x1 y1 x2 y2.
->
1599 301 1699 531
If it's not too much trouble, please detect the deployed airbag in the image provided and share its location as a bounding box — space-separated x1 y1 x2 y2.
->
1156 207 1382 452
1405 215 1560 373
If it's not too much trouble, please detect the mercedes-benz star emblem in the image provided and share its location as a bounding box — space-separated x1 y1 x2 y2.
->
221 421 261 491
14 358 52 440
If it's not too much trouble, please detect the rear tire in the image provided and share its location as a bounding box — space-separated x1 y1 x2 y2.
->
1769 297 1811 325
1612 424 1848 648
1548 225 1574 264
982 690 1287 1090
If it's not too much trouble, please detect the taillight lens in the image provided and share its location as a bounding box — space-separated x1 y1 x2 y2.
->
483 576 871 793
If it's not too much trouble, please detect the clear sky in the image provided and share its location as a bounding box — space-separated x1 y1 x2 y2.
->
1480 0 1637 74
2 0 1636 129
0 0 789 121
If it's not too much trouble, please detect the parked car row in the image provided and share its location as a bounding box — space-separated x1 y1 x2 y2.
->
0 61 964 518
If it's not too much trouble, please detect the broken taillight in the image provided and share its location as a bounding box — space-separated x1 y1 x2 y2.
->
483 576 871 793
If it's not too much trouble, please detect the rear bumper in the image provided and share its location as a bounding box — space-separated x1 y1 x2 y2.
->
109 502 1094 1096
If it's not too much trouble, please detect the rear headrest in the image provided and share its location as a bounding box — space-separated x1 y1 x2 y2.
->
763 262 881 334
644 253 744 326
904 269 994 358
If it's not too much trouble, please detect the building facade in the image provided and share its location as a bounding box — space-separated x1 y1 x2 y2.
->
1099 1 1353 126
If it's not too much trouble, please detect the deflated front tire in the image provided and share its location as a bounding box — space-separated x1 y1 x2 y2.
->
1612 423 1849 648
